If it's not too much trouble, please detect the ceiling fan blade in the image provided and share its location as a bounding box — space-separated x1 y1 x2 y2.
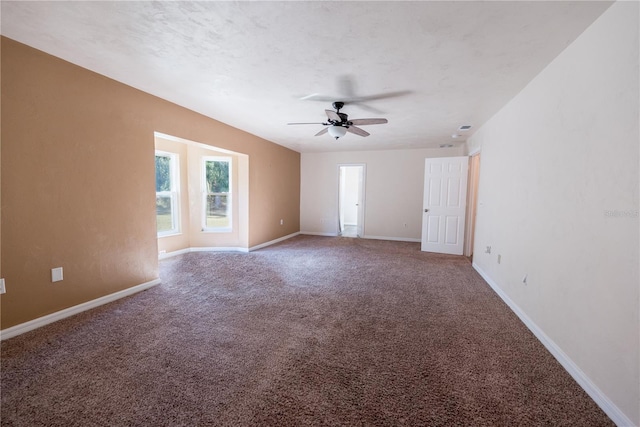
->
347 126 370 137
315 127 329 136
349 103 384 115
299 94 335 102
349 90 413 114
351 90 413 103
287 122 326 125
325 109 341 121
349 118 388 125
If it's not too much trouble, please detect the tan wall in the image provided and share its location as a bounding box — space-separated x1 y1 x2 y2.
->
0 37 300 329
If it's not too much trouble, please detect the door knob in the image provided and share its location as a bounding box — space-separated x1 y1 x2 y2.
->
424 209 429 212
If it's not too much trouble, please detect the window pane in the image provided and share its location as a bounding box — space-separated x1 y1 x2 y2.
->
205 161 229 193
156 195 174 232
206 194 229 228
155 155 172 192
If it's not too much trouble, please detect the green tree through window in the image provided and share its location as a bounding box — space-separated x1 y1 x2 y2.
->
155 152 179 235
203 158 231 230
156 155 171 192
206 160 229 193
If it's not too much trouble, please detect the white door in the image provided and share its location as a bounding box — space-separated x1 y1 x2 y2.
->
421 156 469 255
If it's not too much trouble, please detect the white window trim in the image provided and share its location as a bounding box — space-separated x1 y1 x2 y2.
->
156 150 181 237
202 156 232 233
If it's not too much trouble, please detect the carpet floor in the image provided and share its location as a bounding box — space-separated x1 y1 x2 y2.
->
1 235 613 426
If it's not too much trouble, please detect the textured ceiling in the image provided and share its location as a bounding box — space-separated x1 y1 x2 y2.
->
1 1 612 153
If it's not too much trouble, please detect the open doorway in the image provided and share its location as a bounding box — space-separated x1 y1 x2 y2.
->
339 164 365 238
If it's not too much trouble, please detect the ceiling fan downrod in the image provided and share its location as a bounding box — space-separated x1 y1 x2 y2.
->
331 102 349 125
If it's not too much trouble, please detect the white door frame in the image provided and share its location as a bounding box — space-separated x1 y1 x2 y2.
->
338 164 366 237
464 151 481 257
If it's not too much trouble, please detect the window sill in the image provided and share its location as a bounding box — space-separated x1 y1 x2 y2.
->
157 232 183 238
201 228 233 234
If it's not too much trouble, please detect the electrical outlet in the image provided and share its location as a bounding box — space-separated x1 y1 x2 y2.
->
280 219 284 225
0 278 5 294
52 267 64 283
485 246 491 254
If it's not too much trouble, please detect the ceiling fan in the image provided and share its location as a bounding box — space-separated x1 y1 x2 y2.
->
287 102 388 140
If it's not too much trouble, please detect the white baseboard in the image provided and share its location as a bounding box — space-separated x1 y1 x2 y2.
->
472 263 634 427
363 235 421 243
249 232 300 251
159 246 247 259
159 233 301 259
158 248 191 259
191 246 249 253
0 279 161 341
300 231 339 237
300 232 420 242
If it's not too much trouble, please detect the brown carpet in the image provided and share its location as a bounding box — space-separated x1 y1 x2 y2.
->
1 235 613 426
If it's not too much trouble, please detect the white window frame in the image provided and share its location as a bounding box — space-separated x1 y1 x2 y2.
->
155 150 180 237
202 156 232 233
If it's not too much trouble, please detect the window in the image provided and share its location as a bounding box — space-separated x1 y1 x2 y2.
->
155 151 180 236
203 157 231 231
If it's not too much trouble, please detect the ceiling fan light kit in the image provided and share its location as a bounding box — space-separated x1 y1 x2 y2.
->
328 126 347 139
288 101 388 141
